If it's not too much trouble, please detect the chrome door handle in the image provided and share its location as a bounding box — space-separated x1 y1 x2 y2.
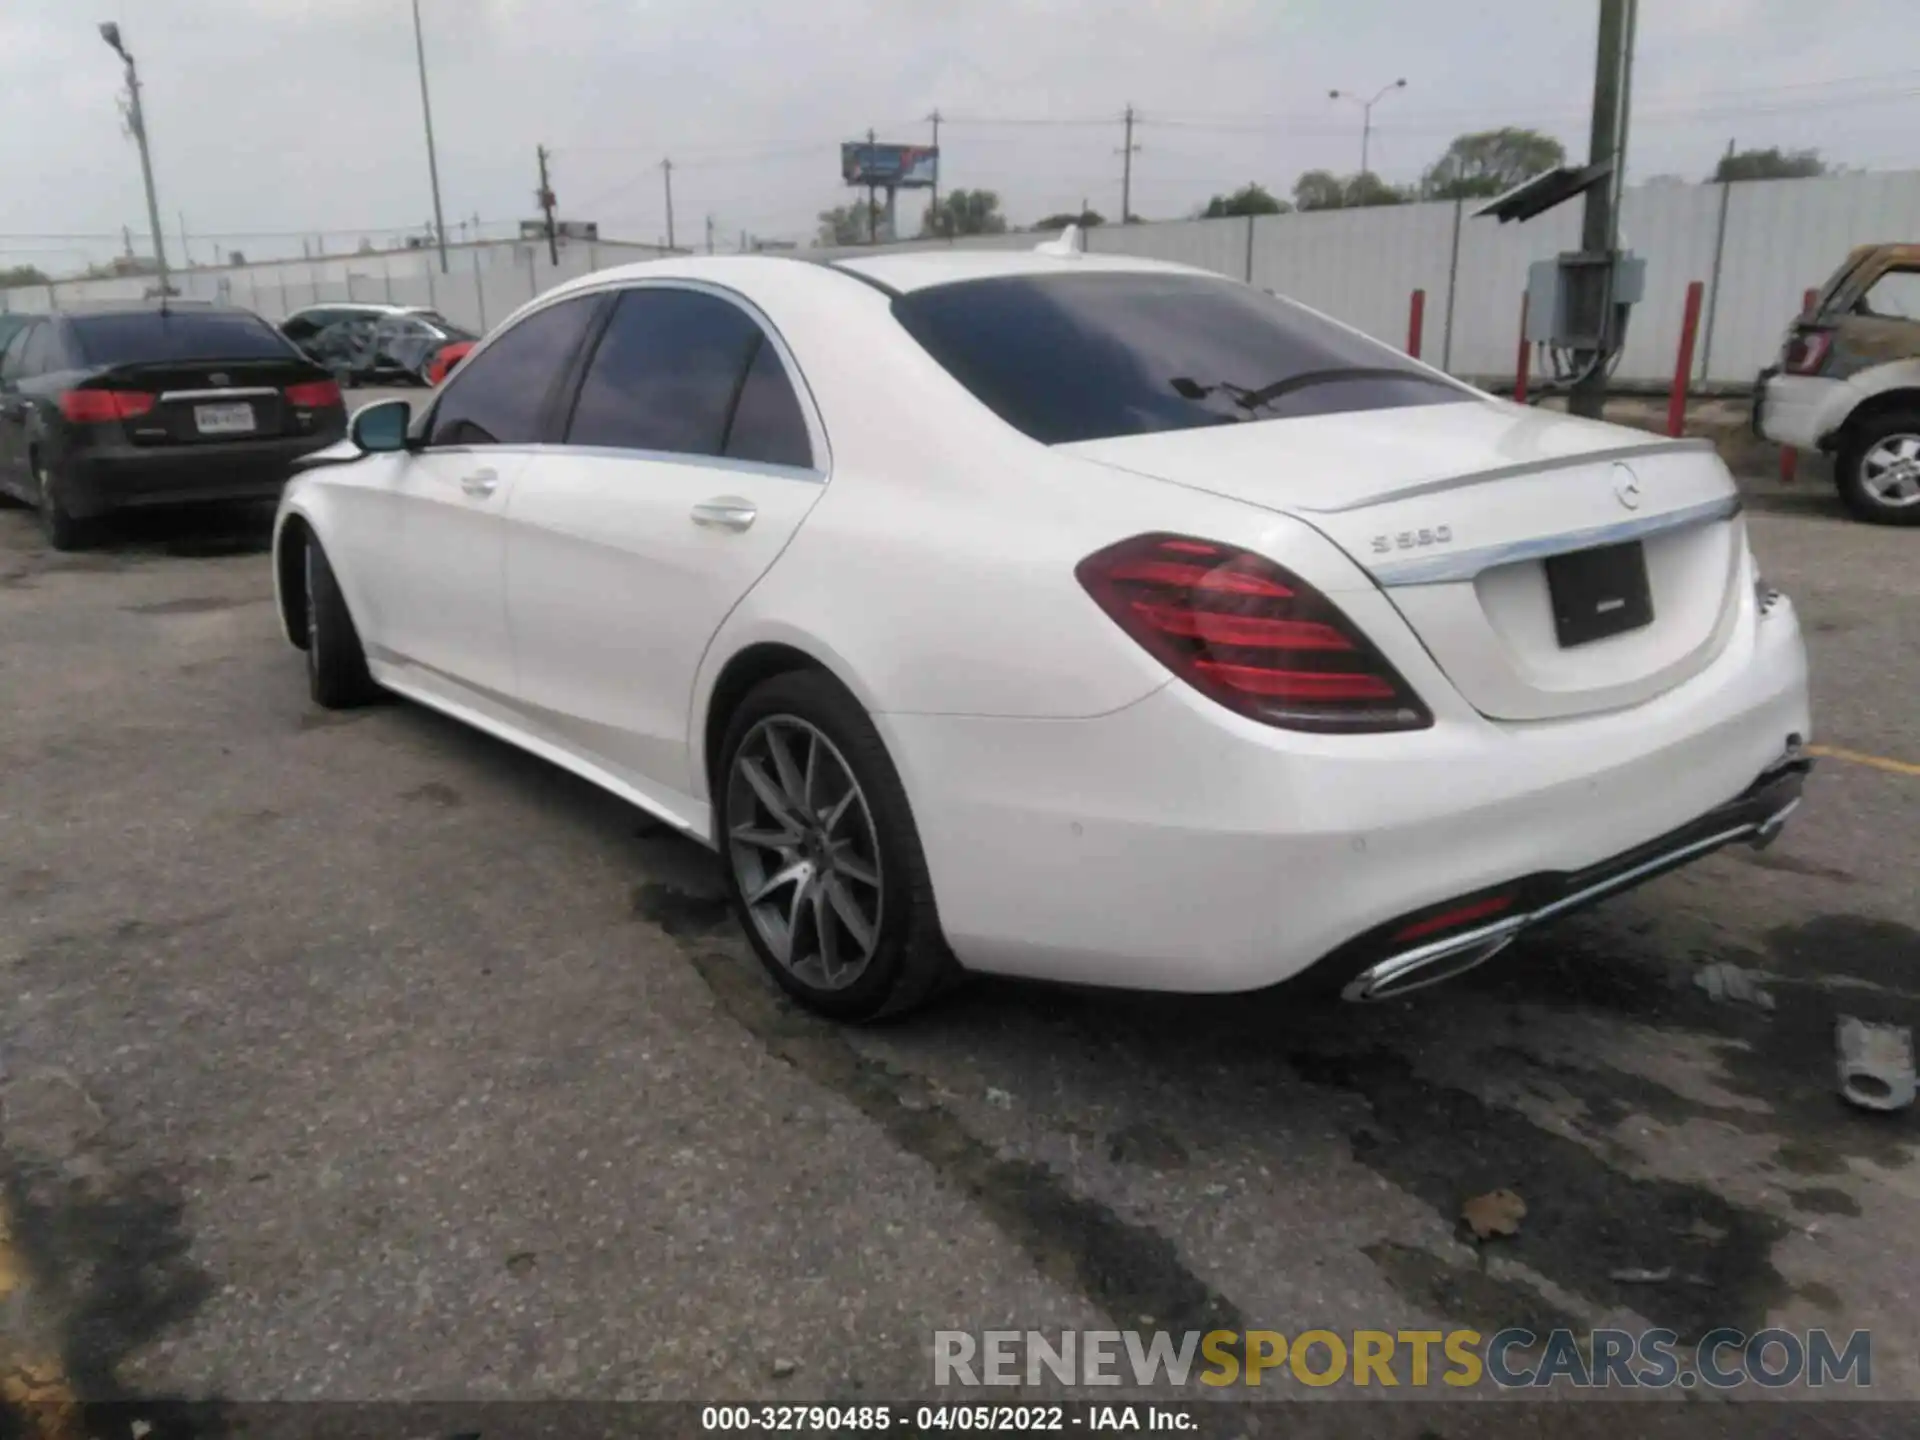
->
691 498 757 531
459 468 499 497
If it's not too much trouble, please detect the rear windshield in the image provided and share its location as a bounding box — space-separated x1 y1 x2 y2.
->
891 271 1467 445
68 311 293 365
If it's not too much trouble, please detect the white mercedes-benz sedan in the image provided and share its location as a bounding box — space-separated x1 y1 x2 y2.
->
273 246 1812 1019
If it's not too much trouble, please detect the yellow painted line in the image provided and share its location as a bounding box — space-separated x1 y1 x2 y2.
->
1808 743 1920 778
0 1198 78 1440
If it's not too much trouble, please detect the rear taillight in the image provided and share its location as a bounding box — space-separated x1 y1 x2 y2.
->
59 388 154 424
1076 533 1431 733
1782 328 1832 375
285 379 342 408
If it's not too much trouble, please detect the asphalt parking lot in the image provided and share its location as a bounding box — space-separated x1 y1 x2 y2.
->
0 432 1915 1415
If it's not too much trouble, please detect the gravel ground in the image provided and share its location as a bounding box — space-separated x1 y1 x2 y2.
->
0 443 1914 1419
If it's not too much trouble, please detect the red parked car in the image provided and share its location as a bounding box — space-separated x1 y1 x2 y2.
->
424 340 474 386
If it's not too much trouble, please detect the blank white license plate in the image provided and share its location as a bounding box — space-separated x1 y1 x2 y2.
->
194 402 255 436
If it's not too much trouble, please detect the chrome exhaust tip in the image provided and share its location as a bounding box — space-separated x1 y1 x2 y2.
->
1342 929 1520 1003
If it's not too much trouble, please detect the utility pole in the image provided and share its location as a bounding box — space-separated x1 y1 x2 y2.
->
536 145 559 264
705 214 715 255
866 127 879 243
98 24 170 294
1118 105 1140 223
659 157 676 251
1569 0 1636 420
410 0 450 272
178 212 190 269
1329 80 1407 177
928 109 942 218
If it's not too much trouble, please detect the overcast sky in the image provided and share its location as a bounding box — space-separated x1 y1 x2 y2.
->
3 0 1918 272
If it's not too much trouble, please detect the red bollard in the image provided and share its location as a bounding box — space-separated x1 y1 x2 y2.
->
1667 280 1705 438
1407 288 1426 359
1514 291 1531 404
1779 285 1818 485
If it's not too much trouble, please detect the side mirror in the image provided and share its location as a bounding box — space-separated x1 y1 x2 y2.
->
350 398 412 453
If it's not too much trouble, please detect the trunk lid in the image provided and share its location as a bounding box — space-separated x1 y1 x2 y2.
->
91 358 336 447
1063 399 1748 722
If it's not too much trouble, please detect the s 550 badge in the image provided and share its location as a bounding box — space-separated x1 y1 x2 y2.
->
1372 525 1453 554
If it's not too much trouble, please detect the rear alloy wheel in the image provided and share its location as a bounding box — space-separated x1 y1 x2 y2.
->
719 672 955 1021
302 534 382 708
35 460 89 551
1838 414 1920 526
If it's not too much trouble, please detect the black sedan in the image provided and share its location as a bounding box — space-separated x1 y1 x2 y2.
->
0 302 347 549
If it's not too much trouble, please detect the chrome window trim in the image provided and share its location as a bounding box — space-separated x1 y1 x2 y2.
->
417 441 823 484
419 276 831 475
1299 437 1718 515
1372 492 1742 587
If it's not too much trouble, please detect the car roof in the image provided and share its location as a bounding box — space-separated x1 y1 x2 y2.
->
53 300 245 319
830 246 1208 294
290 302 438 316
534 247 1213 311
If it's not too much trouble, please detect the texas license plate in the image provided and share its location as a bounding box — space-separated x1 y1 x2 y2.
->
194 402 255 436
1545 540 1654 647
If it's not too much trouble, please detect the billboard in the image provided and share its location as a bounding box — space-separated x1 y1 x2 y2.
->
842 141 939 189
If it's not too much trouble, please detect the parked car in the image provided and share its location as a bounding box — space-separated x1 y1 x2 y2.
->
0 301 346 548
273 251 1811 1020
280 303 475 386
1755 242 1920 525
423 339 474 386
0 313 30 359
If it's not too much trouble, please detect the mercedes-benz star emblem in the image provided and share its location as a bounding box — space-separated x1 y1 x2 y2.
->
1612 464 1642 511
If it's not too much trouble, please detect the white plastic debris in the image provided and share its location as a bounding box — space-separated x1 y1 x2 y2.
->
1694 961 1776 1011
1835 1016 1915 1113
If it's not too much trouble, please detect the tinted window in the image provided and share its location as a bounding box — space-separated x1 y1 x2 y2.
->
1860 269 1920 321
68 311 293 365
20 323 58 375
725 338 812 468
425 295 601 447
567 288 761 456
0 323 35 380
892 272 1467 445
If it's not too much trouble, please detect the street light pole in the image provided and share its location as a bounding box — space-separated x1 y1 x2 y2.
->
1328 78 1407 176
410 0 451 272
98 23 170 295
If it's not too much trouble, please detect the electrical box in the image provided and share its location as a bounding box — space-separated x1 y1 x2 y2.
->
1524 251 1645 349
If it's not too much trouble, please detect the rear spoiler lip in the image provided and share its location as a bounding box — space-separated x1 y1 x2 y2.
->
1294 436 1718 515
1370 491 1742 588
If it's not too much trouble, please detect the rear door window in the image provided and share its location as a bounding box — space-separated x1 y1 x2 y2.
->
424 294 603 447
564 288 767 458
1857 269 1920 322
67 311 293 365
891 271 1468 446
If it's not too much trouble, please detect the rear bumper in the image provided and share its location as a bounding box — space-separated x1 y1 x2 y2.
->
63 425 345 518
1334 745 1808 1000
880 587 1811 995
1754 371 1842 452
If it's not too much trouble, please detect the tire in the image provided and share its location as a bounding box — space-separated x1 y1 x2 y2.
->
34 458 90 551
1837 410 1920 526
302 534 382 708
716 670 957 1021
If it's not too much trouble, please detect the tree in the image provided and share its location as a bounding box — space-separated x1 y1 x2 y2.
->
1033 208 1105 231
1419 127 1567 200
816 203 876 246
921 188 1009 239
1292 169 1410 210
1341 171 1410 207
1201 183 1289 218
1713 146 1826 183
0 264 51 288
1293 169 1346 211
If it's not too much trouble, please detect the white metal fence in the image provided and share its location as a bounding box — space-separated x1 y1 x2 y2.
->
9 171 1917 387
